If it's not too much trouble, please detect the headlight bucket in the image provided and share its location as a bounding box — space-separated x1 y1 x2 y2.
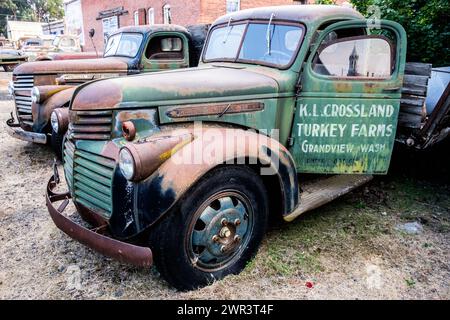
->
31 87 40 103
51 108 69 134
119 148 136 181
119 133 194 182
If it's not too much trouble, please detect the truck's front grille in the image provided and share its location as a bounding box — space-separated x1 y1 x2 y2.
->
69 110 113 140
63 138 75 192
63 139 115 218
13 75 34 126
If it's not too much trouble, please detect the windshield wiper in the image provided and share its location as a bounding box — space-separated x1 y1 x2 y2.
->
266 13 275 55
223 17 233 44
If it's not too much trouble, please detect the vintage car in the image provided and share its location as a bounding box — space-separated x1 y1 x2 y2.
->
19 35 82 62
45 5 449 290
6 24 208 156
1 37 27 71
0 48 28 71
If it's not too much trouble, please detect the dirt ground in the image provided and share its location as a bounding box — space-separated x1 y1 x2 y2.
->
0 74 448 299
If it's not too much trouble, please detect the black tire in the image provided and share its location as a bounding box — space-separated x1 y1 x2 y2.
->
50 128 64 160
149 165 269 291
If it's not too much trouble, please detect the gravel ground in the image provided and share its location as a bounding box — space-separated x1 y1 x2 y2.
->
0 90 449 299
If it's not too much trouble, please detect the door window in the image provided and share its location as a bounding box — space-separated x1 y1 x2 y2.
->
313 35 394 79
145 36 183 60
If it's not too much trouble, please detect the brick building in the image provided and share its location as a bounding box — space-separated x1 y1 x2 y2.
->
74 0 349 51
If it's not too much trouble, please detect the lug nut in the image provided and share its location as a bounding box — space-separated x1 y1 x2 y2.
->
234 219 241 226
212 235 220 242
221 218 228 226
220 245 226 253
234 235 241 243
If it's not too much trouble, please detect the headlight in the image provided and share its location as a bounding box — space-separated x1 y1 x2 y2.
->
31 87 40 103
7 81 14 95
119 148 135 180
50 111 59 133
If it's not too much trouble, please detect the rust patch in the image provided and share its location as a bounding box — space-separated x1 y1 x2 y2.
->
71 80 123 110
334 82 352 93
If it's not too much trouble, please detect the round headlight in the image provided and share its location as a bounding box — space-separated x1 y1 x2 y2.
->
119 148 135 180
50 111 59 133
7 81 14 95
31 87 40 103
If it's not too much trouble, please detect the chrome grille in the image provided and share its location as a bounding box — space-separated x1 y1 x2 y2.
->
70 145 115 218
13 75 34 126
63 139 75 192
68 110 112 140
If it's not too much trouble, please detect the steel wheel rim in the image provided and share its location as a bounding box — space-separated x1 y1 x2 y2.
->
186 190 254 272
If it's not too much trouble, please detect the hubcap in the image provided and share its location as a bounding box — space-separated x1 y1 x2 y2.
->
187 191 253 271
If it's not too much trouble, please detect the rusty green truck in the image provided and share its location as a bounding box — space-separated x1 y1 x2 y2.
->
45 5 449 290
6 24 208 157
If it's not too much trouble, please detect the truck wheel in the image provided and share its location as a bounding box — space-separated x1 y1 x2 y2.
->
149 165 269 290
50 129 64 159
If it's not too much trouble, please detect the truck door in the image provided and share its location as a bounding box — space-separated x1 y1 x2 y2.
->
291 20 406 174
140 33 189 72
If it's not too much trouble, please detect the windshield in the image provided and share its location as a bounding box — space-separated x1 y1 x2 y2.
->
104 32 143 58
204 22 304 68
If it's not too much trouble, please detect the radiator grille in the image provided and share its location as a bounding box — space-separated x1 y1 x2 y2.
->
63 139 115 218
13 75 34 126
68 110 112 140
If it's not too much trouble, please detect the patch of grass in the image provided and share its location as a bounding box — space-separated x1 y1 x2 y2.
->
405 278 416 288
254 198 391 277
242 174 449 281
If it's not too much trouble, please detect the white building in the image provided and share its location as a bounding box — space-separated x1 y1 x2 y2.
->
6 20 43 41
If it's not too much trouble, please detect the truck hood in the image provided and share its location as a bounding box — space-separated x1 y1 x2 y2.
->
71 66 280 110
13 57 128 75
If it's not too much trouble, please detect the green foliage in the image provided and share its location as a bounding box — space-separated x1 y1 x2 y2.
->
0 0 64 37
351 0 450 66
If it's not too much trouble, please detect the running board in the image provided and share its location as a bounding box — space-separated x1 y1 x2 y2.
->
283 174 373 222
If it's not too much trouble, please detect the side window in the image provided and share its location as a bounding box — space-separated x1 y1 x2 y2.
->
313 35 394 79
145 36 183 60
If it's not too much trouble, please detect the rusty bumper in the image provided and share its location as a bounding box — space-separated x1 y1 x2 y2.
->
6 115 47 144
46 175 153 267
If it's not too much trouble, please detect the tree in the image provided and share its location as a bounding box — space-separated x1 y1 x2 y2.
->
31 0 64 22
0 0 63 37
351 0 450 67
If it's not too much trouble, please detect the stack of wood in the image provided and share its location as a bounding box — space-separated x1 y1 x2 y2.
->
399 62 432 129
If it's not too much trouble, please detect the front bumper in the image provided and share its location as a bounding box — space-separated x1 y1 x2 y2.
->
6 114 47 144
46 173 153 267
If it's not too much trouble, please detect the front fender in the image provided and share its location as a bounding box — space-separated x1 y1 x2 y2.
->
33 86 76 132
130 125 299 233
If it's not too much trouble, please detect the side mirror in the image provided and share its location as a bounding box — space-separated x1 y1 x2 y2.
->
89 29 95 38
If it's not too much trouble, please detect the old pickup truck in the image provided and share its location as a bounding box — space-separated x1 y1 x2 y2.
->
46 5 450 290
6 24 208 156
0 45 28 72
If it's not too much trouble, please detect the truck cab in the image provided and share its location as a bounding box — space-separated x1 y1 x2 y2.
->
6 24 208 156
47 5 413 290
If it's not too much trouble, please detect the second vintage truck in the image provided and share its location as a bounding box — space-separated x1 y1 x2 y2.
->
6 24 208 156
46 5 449 290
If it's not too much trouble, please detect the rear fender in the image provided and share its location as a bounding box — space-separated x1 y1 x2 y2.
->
133 125 299 231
